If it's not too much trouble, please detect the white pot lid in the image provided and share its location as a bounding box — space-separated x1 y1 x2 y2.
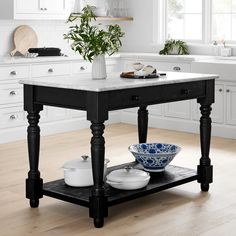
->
106 167 150 183
62 156 109 170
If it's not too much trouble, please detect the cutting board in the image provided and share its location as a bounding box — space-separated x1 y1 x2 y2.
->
10 25 38 56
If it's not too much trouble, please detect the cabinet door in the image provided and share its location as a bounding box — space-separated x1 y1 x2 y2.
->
48 107 70 121
40 0 68 14
149 105 163 116
15 0 40 13
192 84 224 124
226 85 236 125
165 101 190 119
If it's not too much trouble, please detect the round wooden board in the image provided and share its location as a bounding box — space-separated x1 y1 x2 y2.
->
10 25 38 56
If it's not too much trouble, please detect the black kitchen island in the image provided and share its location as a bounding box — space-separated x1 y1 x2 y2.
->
20 71 217 228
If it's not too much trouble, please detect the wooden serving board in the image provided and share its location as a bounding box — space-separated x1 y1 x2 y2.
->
120 71 164 79
10 25 38 56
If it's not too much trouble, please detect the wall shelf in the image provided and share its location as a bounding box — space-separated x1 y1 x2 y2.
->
70 14 133 21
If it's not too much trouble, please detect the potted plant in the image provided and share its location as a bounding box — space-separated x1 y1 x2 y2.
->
64 6 125 80
159 39 189 55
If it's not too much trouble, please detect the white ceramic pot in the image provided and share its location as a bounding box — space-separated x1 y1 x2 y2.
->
62 156 110 187
92 55 107 80
106 167 150 190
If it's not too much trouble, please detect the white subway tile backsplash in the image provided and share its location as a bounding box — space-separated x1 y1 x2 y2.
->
0 20 73 57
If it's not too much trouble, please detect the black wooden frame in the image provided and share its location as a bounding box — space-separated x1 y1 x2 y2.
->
23 79 215 228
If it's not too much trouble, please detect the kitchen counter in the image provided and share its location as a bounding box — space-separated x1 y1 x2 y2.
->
1 52 236 65
0 54 120 65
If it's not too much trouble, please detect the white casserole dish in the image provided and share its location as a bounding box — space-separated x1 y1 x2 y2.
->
106 167 150 190
62 156 110 187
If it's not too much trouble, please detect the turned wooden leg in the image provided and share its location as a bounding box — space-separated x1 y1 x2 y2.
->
26 111 43 208
138 106 149 143
198 103 213 192
89 122 108 228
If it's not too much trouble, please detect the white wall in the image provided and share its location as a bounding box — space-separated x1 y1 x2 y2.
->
119 0 155 53
0 20 74 57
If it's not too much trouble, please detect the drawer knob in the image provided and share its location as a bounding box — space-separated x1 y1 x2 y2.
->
10 71 17 76
10 115 17 120
131 95 140 101
173 66 181 71
80 66 85 71
44 8 47 11
48 68 54 73
9 91 17 96
219 88 223 92
226 89 230 93
181 89 190 95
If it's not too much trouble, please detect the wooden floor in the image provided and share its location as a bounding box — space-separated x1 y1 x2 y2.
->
1 123 236 236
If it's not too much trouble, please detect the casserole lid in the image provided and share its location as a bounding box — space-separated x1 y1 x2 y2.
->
62 156 109 170
106 167 150 183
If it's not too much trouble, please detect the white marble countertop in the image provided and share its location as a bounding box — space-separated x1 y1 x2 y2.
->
19 72 218 92
0 54 120 65
1 52 236 65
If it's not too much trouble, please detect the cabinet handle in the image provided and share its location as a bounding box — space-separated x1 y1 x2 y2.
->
10 115 17 120
80 66 85 71
44 8 47 11
173 66 181 71
9 91 17 96
48 68 54 73
181 89 190 95
219 88 223 92
226 89 230 93
40 7 44 10
131 95 140 101
10 71 17 76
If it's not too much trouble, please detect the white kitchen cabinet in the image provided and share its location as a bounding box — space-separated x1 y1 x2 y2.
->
48 107 70 121
15 0 40 14
0 0 73 20
192 84 224 124
32 63 70 78
165 101 191 119
122 59 191 73
149 105 163 116
226 85 236 125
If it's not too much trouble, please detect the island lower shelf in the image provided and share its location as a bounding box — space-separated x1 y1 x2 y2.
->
42 162 198 208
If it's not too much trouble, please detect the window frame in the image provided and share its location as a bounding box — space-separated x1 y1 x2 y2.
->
164 0 204 43
156 0 236 45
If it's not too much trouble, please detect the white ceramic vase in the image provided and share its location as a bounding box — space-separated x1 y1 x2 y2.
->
92 55 107 80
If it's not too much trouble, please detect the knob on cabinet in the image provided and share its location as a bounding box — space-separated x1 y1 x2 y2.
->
10 71 17 76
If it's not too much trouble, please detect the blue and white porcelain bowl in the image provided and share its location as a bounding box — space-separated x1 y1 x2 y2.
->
128 143 181 172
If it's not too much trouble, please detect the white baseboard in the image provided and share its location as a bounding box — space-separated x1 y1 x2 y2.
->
0 111 121 144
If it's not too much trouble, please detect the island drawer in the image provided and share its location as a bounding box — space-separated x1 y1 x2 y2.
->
108 81 206 110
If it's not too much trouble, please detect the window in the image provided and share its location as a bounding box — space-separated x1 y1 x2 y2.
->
212 0 236 41
167 0 203 41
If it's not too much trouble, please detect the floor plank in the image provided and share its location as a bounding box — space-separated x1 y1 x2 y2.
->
0 123 236 236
